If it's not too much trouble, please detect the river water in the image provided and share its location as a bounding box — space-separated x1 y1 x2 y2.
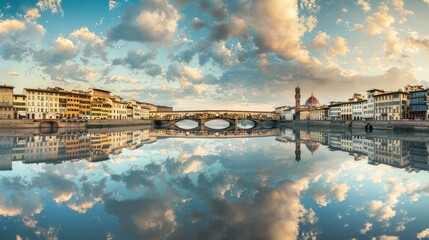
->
0 127 429 239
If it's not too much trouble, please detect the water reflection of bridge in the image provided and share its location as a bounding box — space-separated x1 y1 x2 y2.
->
276 128 429 173
151 110 280 130
150 128 280 139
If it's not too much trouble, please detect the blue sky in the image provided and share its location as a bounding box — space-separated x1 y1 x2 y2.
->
1 0 429 109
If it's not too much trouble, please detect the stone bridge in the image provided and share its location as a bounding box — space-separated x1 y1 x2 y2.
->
149 128 281 139
150 110 280 130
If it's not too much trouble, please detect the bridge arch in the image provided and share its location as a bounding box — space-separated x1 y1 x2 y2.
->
236 119 258 130
204 119 231 130
175 119 199 130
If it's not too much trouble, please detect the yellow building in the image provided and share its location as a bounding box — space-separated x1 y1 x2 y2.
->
374 91 408 120
0 85 14 119
89 88 111 100
127 100 150 119
65 92 81 119
72 90 91 119
298 110 311 120
309 107 329 120
13 94 26 119
111 96 128 120
91 98 112 119
141 102 158 111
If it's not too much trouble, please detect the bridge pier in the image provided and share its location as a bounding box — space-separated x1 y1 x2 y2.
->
169 120 176 126
199 119 206 131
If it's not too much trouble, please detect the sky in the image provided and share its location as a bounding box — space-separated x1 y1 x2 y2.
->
1 0 429 110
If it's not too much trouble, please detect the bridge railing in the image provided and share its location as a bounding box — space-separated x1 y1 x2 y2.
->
151 112 281 121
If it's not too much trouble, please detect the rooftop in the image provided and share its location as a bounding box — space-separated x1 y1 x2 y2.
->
90 88 111 93
0 85 14 89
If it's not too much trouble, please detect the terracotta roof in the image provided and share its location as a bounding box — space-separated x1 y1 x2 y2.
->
305 94 320 107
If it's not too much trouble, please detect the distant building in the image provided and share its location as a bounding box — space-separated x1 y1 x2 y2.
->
305 93 320 108
363 89 385 120
328 102 342 120
110 95 128 120
140 102 172 112
352 100 367 121
13 94 27 119
156 105 173 112
309 106 329 120
374 91 408 120
409 89 428 120
284 108 296 121
24 88 63 119
404 85 424 93
91 98 112 120
0 85 14 119
293 87 321 120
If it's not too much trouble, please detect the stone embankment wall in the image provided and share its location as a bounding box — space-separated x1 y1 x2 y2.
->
352 120 429 131
0 119 40 128
0 119 153 129
278 120 351 128
278 119 429 132
87 119 152 128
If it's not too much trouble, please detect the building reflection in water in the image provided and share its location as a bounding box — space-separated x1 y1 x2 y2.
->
0 130 157 170
0 128 281 171
276 128 429 173
1 127 429 173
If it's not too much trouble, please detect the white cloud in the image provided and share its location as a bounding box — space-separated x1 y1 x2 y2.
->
379 235 399 240
305 15 318 32
69 27 107 60
68 198 101 213
109 0 118 11
183 160 203 174
330 183 349 202
0 18 45 61
356 0 371 12
368 200 396 222
108 0 180 43
300 0 320 12
0 19 25 34
311 190 330 207
360 222 373 234
109 75 140 84
417 228 429 239
37 0 63 14
8 71 19 76
249 0 311 63
356 4 395 35
329 37 349 56
391 0 413 16
55 36 77 54
311 32 330 49
25 8 41 21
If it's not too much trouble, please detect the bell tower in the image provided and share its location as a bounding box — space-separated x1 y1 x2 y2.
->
295 86 301 111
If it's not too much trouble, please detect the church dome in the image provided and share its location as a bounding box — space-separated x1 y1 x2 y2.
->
305 94 320 108
305 141 320 154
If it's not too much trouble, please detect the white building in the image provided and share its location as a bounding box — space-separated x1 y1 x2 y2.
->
363 89 384 120
328 103 342 120
284 108 296 121
352 100 367 121
24 88 64 119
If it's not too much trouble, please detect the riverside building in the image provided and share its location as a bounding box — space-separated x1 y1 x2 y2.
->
0 85 14 119
374 91 408 121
